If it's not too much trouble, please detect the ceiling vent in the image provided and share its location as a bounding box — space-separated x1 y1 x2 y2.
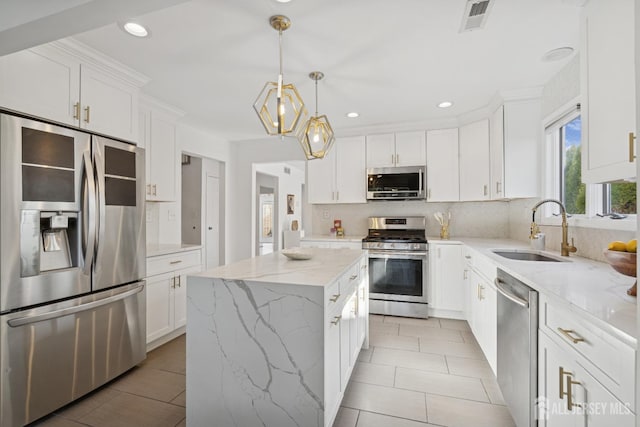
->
459 0 494 32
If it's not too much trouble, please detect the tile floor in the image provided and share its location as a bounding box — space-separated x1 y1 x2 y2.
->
34 315 515 427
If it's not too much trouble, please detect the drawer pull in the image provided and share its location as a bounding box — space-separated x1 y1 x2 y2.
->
557 328 585 344
559 366 571 399
170 260 183 265
349 274 358 281
329 294 340 303
566 376 582 411
331 315 342 325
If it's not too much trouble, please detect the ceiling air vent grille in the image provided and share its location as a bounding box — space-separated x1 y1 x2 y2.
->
460 0 494 32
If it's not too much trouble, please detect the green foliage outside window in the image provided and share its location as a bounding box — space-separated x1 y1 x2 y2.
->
563 145 585 214
611 182 637 214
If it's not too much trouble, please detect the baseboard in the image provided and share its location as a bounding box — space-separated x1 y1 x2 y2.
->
146 326 186 352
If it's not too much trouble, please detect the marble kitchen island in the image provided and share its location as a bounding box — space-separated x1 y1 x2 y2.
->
186 248 368 427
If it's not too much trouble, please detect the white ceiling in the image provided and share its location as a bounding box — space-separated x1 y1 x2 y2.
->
37 0 583 142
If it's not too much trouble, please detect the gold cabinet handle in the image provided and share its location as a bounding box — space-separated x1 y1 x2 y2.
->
566 374 581 411
483 185 488 196
428 188 432 199
170 260 182 265
392 154 395 165
349 274 358 281
329 294 340 302
152 184 157 196
170 277 175 289
463 269 468 280
559 366 570 399
557 327 585 344
84 105 90 123
629 132 636 162
73 102 80 120
336 191 339 200
331 315 342 325
396 153 400 164
175 276 181 287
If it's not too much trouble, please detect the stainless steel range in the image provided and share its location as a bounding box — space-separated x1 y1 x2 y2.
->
362 217 429 318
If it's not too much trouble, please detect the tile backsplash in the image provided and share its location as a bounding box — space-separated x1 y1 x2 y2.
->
309 198 636 262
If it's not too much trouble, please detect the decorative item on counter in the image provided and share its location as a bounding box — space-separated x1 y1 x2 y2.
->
291 220 299 231
603 239 637 296
434 212 450 240
330 227 336 237
333 219 344 237
287 194 295 214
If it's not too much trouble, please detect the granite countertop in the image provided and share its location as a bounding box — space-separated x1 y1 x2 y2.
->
301 235 365 243
431 237 637 347
147 243 202 257
195 248 364 287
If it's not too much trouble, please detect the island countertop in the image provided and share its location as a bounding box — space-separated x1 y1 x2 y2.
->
195 247 364 287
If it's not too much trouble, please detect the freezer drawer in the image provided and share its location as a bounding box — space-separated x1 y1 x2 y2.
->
0 282 146 426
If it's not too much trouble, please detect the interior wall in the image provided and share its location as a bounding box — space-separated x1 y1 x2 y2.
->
228 137 305 263
181 156 202 245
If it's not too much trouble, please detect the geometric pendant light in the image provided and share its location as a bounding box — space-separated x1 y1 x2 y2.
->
253 15 308 137
297 71 336 160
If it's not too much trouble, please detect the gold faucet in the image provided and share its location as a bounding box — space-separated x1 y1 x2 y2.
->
530 199 577 257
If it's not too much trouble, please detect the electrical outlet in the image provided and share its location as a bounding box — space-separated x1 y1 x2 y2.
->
322 210 330 219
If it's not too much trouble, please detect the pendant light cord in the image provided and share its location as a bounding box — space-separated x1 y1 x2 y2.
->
315 79 319 116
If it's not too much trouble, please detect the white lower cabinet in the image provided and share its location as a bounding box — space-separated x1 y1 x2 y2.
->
429 242 464 314
145 249 202 348
463 249 497 374
324 257 368 427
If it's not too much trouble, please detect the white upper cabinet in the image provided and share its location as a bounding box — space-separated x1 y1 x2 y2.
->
581 0 636 183
308 136 366 204
490 100 540 199
0 40 147 143
426 128 459 202
139 98 183 202
459 119 490 201
366 132 426 168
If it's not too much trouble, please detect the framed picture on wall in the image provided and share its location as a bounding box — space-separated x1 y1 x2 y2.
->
287 194 295 214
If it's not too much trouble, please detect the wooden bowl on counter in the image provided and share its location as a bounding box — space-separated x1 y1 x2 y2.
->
603 250 637 296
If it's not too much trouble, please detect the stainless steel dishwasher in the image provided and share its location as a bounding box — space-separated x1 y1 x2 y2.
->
495 269 538 427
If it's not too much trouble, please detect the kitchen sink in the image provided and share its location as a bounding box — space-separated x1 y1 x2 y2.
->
491 249 568 262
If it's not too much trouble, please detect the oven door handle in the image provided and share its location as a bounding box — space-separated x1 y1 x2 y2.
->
368 251 428 259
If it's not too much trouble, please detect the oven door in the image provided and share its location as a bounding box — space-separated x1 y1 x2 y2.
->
368 250 428 303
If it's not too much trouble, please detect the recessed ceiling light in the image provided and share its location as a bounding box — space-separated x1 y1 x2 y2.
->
122 22 149 38
541 47 574 62
437 101 453 108
276 0 292 2
346 112 359 118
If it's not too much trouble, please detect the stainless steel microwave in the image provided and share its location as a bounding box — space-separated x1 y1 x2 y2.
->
367 166 426 200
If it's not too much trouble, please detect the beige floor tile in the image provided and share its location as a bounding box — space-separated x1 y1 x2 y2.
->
383 316 440 328
426 394 515 427
370 333 420 351
371 348 447 373
370 314 385 324
356 411 439 427
350 362 396 387
342 382 427 422
446 356 496 379
400 325 464 342
54 387 122 421
395 367 489 403
333 407 359 427
33 414 88 426
370 321 400 335
78 392 185 427
171 390 186 407
439 318 472 332
461 330 480 345
143 336 186 375
358 347 374 363
482 378 506 405
109 366 185 402
419 338 484 359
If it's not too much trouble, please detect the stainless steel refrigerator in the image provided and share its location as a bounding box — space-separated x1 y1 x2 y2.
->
0 113 146 426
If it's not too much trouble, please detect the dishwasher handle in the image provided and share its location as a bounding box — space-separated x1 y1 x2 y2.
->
494 278 529 308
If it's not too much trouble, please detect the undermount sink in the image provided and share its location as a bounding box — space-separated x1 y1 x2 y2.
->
491 249 568 262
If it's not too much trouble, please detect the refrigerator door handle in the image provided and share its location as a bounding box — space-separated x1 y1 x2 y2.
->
93 145 106 265
81 150 97 275
7 284 145 327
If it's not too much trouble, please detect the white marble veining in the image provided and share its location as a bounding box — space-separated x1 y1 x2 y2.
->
187 249 366 427
302 235 365 243
146 243 202 257
196 248 364 287
443 238 637 347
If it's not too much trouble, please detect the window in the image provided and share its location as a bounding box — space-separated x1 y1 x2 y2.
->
545 105 636 222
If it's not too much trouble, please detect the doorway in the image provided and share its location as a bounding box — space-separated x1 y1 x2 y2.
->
256 172 278 256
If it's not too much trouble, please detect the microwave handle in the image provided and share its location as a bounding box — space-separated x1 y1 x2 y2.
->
419 168 423 194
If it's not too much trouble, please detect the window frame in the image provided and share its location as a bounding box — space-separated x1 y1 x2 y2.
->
541 100 636 231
